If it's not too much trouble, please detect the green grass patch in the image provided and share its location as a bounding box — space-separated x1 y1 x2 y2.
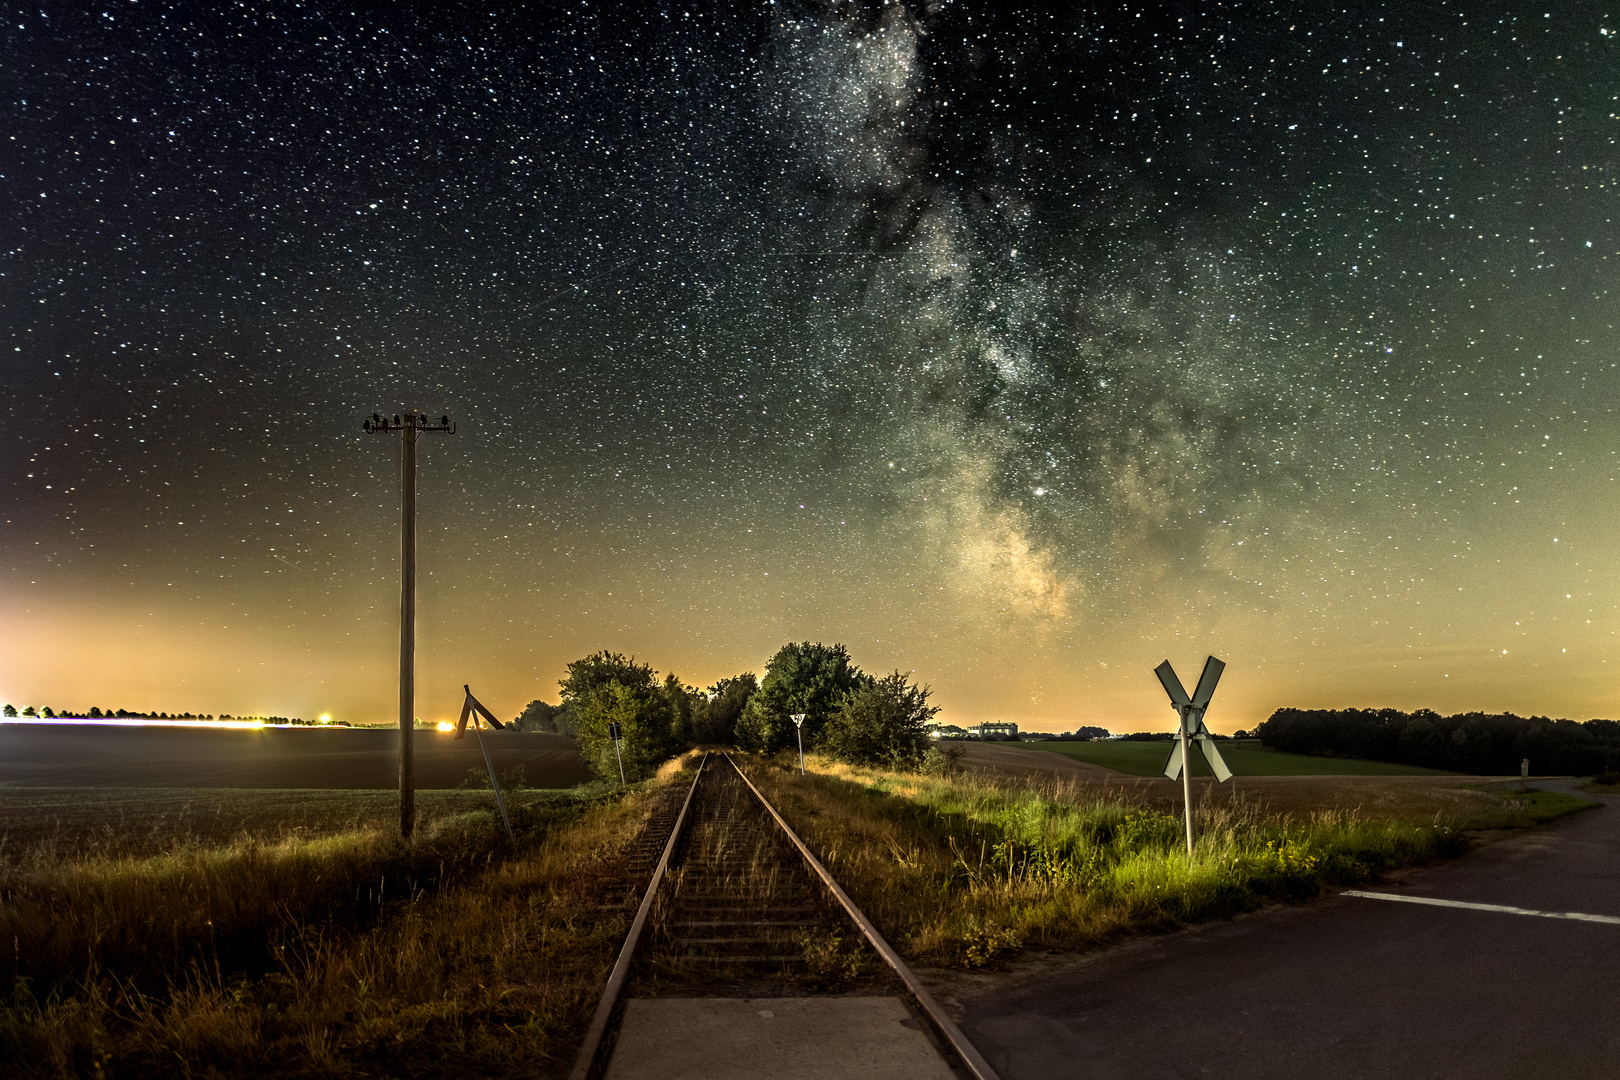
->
1014 738 1459 777
1459 788 1598 829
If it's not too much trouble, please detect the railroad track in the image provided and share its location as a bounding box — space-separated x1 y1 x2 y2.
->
570 751 998 1080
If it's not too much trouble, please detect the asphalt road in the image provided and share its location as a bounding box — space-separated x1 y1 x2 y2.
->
953 781 1620 1080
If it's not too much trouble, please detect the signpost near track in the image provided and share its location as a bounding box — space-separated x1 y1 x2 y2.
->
609 722 626 785
1154 656 1233 855
791 713 807 775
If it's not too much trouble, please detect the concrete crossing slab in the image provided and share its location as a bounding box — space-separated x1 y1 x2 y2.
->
603 997 958 1080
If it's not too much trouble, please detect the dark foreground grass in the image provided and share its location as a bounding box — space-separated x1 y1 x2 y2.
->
1018 738 1458 777
747 755 1592 969
0 787 519 866
0 764 699 1080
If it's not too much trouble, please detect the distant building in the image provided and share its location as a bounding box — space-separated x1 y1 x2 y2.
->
974 722 1019 741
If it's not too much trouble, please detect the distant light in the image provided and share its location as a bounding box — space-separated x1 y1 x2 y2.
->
0 717 274 730
436 721 454 732
319 713 332 725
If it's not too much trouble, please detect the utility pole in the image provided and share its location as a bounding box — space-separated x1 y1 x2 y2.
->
364 411 455 840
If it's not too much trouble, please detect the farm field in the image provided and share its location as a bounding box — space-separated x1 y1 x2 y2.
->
0 785 587 865
1012 737 1456 777
954 741 1501 820
0 721 591 789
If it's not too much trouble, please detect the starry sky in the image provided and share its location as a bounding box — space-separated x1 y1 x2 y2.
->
3 1 1618 732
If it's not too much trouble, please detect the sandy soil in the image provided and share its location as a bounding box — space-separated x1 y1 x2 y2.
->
955 741 1504 820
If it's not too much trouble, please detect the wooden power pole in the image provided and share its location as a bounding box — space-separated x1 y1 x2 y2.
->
364 411 455 840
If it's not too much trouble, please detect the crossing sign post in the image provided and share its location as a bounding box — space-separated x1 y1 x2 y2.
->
1154 656 1234 855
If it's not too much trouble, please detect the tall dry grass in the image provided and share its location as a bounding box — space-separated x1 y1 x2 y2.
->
0 786 672 1079
747 754 1583 968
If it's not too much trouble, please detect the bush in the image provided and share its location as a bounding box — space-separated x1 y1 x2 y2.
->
920 744 965 778
817 671 939 770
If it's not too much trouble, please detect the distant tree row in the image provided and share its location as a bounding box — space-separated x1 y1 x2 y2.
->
1045 727 1114 741
512 642 939 782
1256 707 1620 775
0 706 320 724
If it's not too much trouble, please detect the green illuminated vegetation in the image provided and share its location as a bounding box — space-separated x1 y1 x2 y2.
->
747 755 1594 968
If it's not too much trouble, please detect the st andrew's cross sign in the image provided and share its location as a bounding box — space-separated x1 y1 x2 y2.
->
1153 656 1233 854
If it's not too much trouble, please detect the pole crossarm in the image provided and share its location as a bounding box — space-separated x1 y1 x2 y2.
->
363 412 457 435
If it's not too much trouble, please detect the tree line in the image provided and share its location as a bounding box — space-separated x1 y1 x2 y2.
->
512 642 940 782
0 706 321 724
1256 707 1620 775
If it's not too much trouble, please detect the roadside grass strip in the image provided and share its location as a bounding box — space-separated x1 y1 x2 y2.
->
744 756 1597 969
1342 889 1620 925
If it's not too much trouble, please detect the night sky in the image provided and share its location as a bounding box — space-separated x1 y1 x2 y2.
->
4 1 1617 732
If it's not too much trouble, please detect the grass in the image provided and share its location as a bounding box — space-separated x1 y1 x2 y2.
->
745 752 1593 970
0 787 520 866
1014 738 1459 777
0 771 695 1079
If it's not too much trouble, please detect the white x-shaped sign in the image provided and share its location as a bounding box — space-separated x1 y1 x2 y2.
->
1154 656 1233 783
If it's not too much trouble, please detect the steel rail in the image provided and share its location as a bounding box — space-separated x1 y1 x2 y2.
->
568 753 708 1080
724 753 1003 1080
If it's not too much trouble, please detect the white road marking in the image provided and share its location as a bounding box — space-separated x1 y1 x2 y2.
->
1343 889 1620 925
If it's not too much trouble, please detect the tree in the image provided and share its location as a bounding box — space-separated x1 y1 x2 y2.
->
737 642 863 753
21 707 35 717
818 671 939 770
558 650 692 781
661 673 703 747
698 673 757 744
40 706 53 718
560 651 656 706
2 705 15 717
576 681 677 782
514 699 563 733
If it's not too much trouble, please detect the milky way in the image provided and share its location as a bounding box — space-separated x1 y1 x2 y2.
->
4 2 1617 730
